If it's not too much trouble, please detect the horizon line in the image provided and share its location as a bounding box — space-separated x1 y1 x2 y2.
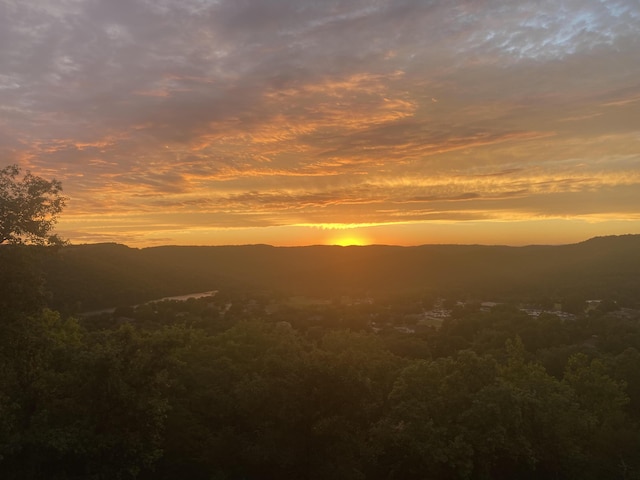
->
55 233 640 250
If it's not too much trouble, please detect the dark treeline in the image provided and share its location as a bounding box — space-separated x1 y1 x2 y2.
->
43 235 640 313
2 238 640 479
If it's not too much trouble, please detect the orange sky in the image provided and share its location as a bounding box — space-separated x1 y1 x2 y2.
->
2 0 640 247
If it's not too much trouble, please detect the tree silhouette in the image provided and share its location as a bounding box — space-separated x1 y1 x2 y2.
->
0 164 66 245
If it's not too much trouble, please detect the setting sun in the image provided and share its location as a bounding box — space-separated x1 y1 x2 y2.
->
332 235 370 246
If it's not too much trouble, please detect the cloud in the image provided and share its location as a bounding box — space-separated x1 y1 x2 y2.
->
2 0 640 245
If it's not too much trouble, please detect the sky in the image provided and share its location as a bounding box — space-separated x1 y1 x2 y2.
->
1 0 640 247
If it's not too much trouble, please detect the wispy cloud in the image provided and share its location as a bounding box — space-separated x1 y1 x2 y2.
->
2 0 639 245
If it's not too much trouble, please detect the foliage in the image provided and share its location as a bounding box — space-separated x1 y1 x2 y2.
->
0 245 48 315
3 232 640 478
0 164 66 246
0 310 178 479
1 295 640 479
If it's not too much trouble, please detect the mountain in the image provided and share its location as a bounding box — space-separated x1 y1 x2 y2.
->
42 235 640 311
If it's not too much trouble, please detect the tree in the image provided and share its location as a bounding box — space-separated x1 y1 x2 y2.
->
0 164 66 245
0 313 178 480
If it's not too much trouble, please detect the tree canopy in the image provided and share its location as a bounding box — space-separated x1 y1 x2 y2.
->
0 164 66 245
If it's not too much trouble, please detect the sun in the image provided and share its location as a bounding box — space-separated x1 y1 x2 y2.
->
332 235 369 246
312 223 374 246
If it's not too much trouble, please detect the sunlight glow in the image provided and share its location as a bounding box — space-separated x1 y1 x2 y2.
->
331 234 370 246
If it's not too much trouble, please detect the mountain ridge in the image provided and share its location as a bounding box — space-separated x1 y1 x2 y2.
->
42 234 640 311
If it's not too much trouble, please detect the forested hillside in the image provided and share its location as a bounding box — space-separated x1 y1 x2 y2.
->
2 235 640 479
43 235 640 312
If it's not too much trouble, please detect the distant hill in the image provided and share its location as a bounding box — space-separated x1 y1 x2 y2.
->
42 235 640 311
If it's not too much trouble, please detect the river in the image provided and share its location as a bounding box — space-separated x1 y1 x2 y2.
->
80 290 218 317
